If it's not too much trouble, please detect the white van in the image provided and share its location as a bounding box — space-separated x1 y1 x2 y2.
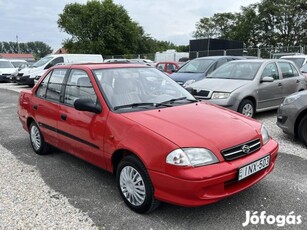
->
280 54 307 69
16 54 103 86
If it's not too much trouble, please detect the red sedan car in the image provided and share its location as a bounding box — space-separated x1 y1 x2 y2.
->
18 63 279 213
156 61 183 74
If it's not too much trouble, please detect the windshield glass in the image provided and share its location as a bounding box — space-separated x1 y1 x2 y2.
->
208 62 262 80
11 61 27 68
93 67 196 111
0 61 14 68
281 58 305 68
177 59 215 73
32 56 53 68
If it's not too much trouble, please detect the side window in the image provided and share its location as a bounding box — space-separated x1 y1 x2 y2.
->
261 63 279 80
157 64 165 71
290 63 299 76
45 69 67 102
36 71 52 98
64 70 97 106
279 62 294 78
52 57 64 66
206 62 217 75
45 57 64 69
216 58 227 68
167 64 176 71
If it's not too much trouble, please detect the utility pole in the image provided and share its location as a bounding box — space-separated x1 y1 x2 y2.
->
16 35 20 54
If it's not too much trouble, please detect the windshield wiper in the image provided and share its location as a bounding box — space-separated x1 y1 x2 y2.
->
155 97 197 107
114 102 155 111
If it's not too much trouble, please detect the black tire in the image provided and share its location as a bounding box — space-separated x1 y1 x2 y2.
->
29 122 50 155
298 116 307 147
116 155 160 213
238 99 255 117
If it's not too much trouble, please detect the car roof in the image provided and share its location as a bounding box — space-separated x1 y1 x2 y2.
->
280 55 307 58
228 59 295 63
52 63 151 70
194 56 246 60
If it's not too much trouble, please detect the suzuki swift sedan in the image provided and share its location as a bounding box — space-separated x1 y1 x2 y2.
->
18 63 279 213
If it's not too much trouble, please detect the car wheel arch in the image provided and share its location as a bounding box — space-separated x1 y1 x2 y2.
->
26 117 35 130
112 149 146 175
238 96 257 111
294 109 307 138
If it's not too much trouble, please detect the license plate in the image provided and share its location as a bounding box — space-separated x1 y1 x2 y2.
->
238 155 270 181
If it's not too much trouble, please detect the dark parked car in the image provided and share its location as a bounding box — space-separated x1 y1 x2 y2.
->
277 90 307 147
170 56 245 87
187 59 306 117
18 63 278 213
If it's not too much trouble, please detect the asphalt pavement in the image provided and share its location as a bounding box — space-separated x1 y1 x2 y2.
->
0 84 306 230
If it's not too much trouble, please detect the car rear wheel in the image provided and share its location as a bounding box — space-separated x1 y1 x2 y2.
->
29 122 49 155
238 99 255 117
116 155 160 213
298 116 307 147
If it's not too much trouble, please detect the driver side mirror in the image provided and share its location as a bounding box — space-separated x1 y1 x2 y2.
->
261 76 274 83
74 98 102 114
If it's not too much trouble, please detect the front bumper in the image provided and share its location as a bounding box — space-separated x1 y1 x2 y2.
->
276 103 296 136
149 139 279 207
0 74 10 82
16 75 34 86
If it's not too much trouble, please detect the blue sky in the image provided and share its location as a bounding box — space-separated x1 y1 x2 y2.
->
0 0 259 51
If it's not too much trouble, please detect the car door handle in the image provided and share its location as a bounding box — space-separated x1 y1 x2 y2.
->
296 80 300 83
278 83 282 86
33 105 38 110
61 114 67 121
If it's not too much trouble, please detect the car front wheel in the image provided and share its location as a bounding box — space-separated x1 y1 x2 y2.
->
238 99 255 117
116 155 160 213
29 121 49 155
298 116 307 147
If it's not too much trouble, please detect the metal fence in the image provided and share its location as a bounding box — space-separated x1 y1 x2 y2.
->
103 46 306 61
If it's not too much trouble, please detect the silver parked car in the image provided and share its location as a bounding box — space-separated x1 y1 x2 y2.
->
187 59 306 117
277 90 307 147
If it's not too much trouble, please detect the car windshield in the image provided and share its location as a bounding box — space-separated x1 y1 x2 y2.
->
0 61 14 68
207 62 262 80
281 58 305 68
32 56 53 68
177 59 215 73
93 67 196 111
11 61 27 68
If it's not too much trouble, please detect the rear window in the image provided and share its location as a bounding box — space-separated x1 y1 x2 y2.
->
281 58 305 68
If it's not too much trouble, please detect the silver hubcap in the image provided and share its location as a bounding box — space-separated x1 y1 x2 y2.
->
120 166 146 206
242 104 253 117
31 125 41 151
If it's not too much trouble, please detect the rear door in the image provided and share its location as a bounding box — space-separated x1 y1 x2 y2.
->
278 61 305 97
33 68 67 147
257 62 283 109
57 68 106 168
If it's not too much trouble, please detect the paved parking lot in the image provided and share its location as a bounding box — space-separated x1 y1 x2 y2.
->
0 83 306 229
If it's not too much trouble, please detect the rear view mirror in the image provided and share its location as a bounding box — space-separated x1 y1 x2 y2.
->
261 76 274 83
74 98 102 114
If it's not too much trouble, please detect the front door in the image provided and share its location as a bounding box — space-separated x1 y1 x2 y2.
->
58 68 106 168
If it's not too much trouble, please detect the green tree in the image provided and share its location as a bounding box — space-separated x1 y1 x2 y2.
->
58 0 142 55
258 0 307 47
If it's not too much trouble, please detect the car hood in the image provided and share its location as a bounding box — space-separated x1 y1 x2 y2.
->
122 102 260 152
170 72 205 83
188 78 251 92
0 68 18 74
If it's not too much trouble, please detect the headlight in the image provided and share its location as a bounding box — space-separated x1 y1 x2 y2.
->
183 80 196 88
211 92 230 99
261 125 270 145
283 94 301 105
166 148 219 167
